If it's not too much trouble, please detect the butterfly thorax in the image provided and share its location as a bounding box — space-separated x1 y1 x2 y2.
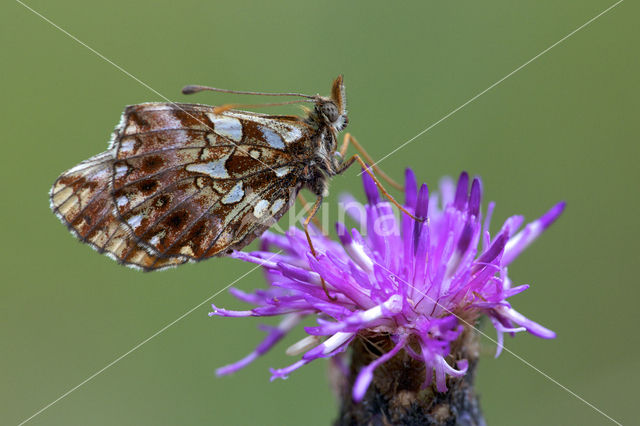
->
300 95 348 197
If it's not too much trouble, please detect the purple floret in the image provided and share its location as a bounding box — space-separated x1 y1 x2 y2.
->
210 170 564 401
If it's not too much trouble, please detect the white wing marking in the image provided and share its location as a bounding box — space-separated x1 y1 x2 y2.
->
253 199 270 218
221 181 244 205
208 114 243 142
186 153 231 179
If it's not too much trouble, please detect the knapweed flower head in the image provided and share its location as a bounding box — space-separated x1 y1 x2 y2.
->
210 170 565 401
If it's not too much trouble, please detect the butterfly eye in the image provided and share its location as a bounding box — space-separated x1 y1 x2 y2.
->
320 102 339 123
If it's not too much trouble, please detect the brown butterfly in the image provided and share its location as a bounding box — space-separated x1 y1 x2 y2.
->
50 76 412 271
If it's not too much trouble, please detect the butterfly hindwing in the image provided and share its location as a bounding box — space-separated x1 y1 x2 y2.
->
49 150 189 270
50 151 115 241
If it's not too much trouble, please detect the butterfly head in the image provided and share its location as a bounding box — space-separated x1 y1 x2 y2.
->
313 76 348 132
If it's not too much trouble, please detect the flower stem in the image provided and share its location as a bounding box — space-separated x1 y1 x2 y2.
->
333 327 485 426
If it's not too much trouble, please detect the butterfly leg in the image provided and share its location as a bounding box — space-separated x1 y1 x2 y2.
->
302 195 336 300
297 192 326 235
338 133 403 191
338 154 422 222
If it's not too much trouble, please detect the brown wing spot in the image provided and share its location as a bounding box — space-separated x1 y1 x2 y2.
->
130 110 150 128
166 210 189 228
184 221 208 255
155 194 171 208
241 120 262 141
142 155 165 172
173 109 208 129
191 222 205 238
226 155 260 176
138 179 158 194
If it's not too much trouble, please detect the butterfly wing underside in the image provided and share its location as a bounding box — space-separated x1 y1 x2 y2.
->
50 103 313 270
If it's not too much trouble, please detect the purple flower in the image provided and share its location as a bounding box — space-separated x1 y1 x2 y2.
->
210 170 565 401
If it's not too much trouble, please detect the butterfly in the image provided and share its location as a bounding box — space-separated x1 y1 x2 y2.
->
49 77 339 269
50 76 414 271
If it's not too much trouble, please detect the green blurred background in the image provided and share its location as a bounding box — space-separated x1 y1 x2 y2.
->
2 1 638 424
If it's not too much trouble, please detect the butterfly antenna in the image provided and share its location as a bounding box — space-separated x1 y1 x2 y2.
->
182 84 315 99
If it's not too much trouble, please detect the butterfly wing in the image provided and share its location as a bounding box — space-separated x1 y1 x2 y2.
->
51 102 313 271
49 150 189 270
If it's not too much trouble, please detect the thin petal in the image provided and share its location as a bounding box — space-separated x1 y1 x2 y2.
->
405 168 418 209
454 171 469 210
362 168 380 205
216 314 303 375
469 177 482 218
503 202 565 266
502 307 556 339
